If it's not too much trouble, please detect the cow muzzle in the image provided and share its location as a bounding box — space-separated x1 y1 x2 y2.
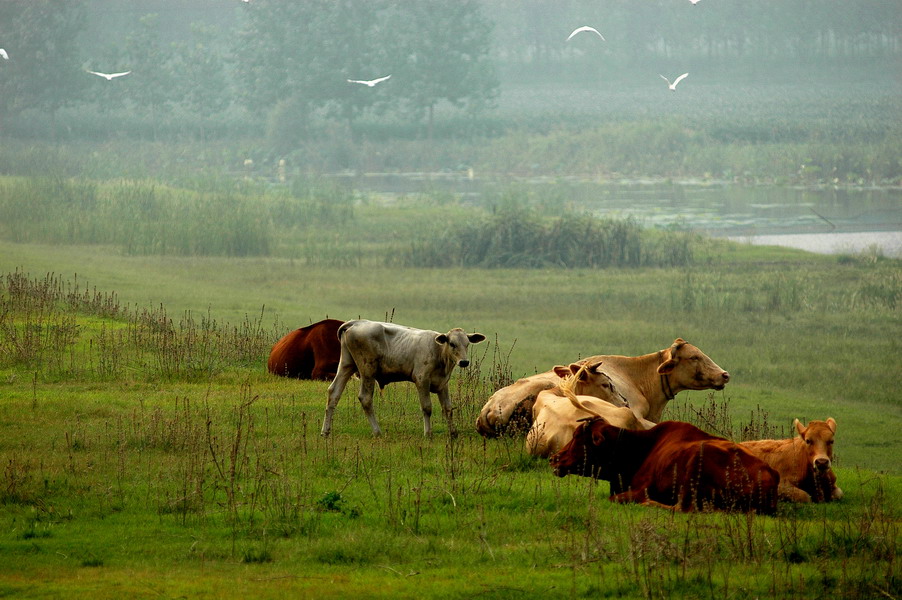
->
712 371 730 390
814 457 831 471
458 360 470 368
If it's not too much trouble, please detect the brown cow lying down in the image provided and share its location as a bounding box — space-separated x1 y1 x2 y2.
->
477 338 730 437
526 362 653 458
550 419 780 514
268 319 344 380
741 418 842 503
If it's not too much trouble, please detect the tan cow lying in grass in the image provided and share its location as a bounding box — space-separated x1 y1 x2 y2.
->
526 362 654 458
477 338 730 437
741 418 842 503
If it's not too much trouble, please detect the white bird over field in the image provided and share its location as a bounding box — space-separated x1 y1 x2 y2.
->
88 70 132 81
0 49 8 60
689 0 701 4
567 26 605 41
347 74 391 87
660 72 689 91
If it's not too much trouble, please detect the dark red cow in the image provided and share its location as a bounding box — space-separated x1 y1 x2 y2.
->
267 319 343 380
550 419 780 514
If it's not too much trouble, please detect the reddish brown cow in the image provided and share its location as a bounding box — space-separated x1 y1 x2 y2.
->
267 319 343 380
741 418 842 503
550 419 779 514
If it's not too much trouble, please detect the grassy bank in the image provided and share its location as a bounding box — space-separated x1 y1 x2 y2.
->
0 265 899 598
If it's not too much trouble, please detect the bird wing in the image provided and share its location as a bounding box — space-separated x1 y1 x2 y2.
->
347 79 367 84
88 70 110 78
659 74 671 85
0 49 8 60
109 71 131 78
672 73 689 87
371 74 391 84
567 26 604 41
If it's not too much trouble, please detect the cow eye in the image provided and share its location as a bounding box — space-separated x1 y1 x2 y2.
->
806 439 812 445
827 440 833 445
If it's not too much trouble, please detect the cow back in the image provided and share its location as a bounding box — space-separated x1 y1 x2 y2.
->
268 319 343 379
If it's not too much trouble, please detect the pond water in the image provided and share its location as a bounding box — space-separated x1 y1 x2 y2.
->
335 172 902 258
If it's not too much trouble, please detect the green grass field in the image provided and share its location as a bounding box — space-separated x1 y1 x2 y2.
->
1 181 899 599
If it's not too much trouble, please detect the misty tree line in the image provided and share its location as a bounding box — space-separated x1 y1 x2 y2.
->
0 0 898 141
0 0 496 140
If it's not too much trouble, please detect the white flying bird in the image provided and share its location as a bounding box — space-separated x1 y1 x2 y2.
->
660 72 688 91
88 70 132 81
347 74 391 87
0 49 8 60
567 26 605 41
689 0 701 4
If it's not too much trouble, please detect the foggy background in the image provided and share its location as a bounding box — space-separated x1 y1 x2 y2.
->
1 0 898 148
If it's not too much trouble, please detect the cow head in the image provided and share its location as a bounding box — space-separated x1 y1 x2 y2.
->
550 417 618 479
552 361 626 407
794 418 837 473
656 338 730 392
436 328 486 368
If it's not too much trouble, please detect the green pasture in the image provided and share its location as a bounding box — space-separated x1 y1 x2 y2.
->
1 190 900 598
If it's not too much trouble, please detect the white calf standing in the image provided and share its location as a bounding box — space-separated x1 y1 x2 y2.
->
321 319 486 437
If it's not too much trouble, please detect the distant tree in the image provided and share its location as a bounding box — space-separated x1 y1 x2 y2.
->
234 1 328 123
236 0 498 142
236 0 394 141
172 22 230 141
0 0 88 136
391 0 499 139
119 13 177 140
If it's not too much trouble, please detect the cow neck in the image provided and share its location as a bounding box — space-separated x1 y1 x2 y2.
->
660 371 676 401
631 350 676 402
606 427 655 492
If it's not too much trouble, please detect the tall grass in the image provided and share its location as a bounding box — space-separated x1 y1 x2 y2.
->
0 176 355 259
0 270 276 381
398 205 696 269
0 270 899 597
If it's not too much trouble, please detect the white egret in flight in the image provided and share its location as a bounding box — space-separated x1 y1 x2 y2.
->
567 26 605 41
347 74 391 87
660 72 688 91
88 70 132 81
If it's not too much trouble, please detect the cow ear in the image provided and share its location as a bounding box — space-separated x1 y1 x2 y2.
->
468 333 486 344
552 365 570 378
590 419 608 445
826 417 836 433
435 334 449 345
794 418 805 436
657 359 677 374
587 360 603 372
567 362 586 377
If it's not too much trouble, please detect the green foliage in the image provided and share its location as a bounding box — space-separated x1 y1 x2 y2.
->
0 176 358 259
399 204 694 269
0 270 274 380
0 0 88 125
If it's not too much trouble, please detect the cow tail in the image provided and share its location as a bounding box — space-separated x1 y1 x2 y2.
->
561 365 604 419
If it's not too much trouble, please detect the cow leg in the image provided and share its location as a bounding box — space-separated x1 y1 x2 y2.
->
417 385 434 436
322 359 357 436
436 387 457 437
357 377 381 436
609 489 651 505
777 483 813 503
